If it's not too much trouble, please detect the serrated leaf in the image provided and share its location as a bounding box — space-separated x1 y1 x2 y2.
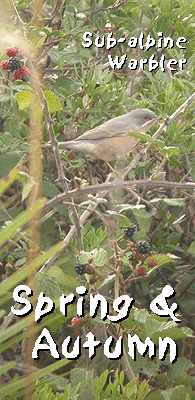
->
16 91 35 110
38 273 62 299
44 90 62 113
48 265 79 290
117 214 131 227
169 357 194 381
134 308 150 324
79 248 108 266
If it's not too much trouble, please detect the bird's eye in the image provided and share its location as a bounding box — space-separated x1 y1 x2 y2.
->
142 116 149 121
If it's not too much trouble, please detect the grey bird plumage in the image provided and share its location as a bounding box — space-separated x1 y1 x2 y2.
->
58 109 159 161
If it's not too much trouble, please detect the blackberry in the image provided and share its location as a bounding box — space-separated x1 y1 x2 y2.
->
137 241 151 254
84 297 90 311
128 254 134 261
75 262 86 275
139 368 148 379
8 57 22 72
124 225 137 238
159 362 170 372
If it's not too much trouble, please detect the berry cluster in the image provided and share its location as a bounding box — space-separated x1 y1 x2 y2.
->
137 241 151 254
148 258 158 268
124 226 158 276
124 225 137 239
84 298 90 311
75 262 87 275
137 265 147 276
1 47 30 81
71 317 80 327
139 368 148 379
158 362 170 373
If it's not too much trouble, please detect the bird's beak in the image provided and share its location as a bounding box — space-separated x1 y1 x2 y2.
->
141 116 161 133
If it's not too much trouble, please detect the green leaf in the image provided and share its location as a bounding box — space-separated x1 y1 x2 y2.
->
21 180 35 201
0 358 70 398
132 208 152 232
160 0 172 12
0 94 12 102
0 198 45 247
94 369 109 393
44 90 62 113
169 358 194 381
151 198 186 207
174 21 185 35
47 266 79 290
117 214 132 227
0 361 16 377
169 385 194 400
53 76 82 95
0 153 21 179
79 248 108 266
127 131 162 146
0 167 20 197
0 240 63 298
16 91 35 110
161 146 180 156
187 240 195 254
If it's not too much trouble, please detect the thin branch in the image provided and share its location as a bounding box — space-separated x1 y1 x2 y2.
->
41 179 195 214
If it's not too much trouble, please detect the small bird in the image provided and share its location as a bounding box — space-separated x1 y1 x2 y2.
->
58 108 160 162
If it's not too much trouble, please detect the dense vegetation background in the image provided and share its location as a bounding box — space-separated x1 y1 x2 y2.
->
0 0 195 399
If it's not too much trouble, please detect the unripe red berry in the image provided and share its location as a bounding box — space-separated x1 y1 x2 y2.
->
13 70 23 80
1 60 9 70
71 317 80 327
6 47 18 57
137 266 147 276
148 258 158 268
21 66 30 76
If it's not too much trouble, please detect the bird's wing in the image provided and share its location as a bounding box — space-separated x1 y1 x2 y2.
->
76 114 132 141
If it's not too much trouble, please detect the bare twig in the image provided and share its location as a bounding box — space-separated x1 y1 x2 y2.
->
41 179 195 214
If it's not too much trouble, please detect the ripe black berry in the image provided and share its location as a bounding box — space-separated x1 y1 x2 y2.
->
84 297 90 311
124 225 137 238
8 57 22 72
159 362 170 372
75 262 86 275
139 368 148 379
137 241 151 254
